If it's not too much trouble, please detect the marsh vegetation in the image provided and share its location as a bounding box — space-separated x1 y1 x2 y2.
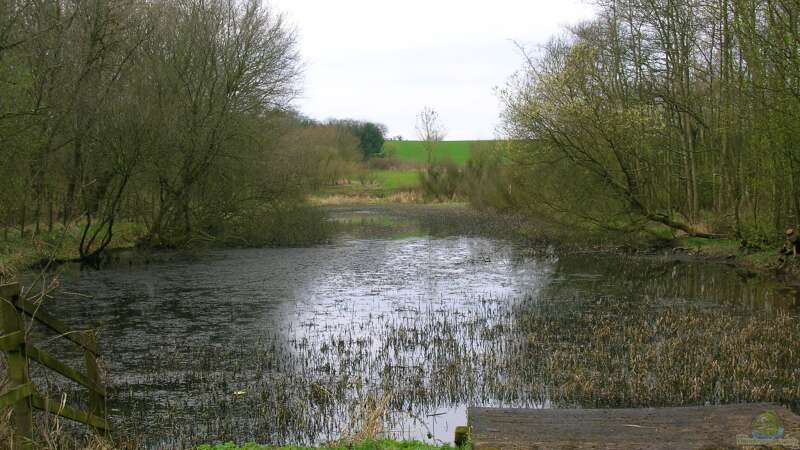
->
27 206 799 448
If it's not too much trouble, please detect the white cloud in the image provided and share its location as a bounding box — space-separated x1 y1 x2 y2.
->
269 0 596 140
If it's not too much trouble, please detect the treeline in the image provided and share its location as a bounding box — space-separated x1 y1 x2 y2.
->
0 0 382 260
485 0 800 242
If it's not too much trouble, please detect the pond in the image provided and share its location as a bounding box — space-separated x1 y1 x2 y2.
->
37 205 800 448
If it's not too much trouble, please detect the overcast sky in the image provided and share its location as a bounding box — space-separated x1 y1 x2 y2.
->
269 0 596 140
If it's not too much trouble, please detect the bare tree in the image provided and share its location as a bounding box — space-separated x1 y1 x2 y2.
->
415 106 446 166
493 0 800 240
142 0 301 244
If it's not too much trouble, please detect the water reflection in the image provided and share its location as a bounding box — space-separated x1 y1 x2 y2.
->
547 253 797 311
39 207 798 448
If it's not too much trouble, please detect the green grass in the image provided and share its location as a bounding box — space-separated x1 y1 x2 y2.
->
675 236 742 258
382 141 484 165
314 170 421 201
741 250 781 266
373 170 421 190
682 236 740 248
196 440 461 450
0 221 146 277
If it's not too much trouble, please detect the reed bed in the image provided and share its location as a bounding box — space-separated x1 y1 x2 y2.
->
20 205 800 447
101 289 800 448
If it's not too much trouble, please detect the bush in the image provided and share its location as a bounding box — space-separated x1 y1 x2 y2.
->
219 202 332 247
420 160 464 201
461 142 515 211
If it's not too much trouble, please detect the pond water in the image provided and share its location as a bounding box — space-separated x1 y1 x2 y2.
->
37 205 800 448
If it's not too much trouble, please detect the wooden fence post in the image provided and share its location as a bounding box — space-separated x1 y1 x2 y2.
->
83 330 106 433
0 284 110 441
0 283 33 449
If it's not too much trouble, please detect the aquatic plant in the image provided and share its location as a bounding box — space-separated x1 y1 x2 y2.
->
32 205 800 448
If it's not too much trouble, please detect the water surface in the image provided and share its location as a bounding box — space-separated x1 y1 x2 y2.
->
39 206 799 448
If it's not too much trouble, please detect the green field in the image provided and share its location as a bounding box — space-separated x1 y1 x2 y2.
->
373 170 420 190
383 141 486 165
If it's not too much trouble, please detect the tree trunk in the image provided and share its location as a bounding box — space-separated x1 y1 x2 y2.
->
19 203 26 238
33 189 41 236
48 194 54 233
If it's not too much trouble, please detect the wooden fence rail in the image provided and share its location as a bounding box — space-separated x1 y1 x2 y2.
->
0 283 109 449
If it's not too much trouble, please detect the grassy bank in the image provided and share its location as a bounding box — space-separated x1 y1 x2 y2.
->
197 440 463 450
528 221 796 283
666 235 798 281
0 222 145 279
0 204 332 278
309 170 423 206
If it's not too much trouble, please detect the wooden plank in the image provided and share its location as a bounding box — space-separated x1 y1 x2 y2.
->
1 284 110 440
0 384 33 409
31 392 110 431
0 283 33 448
13 297 98 355
83 330 107 431
0 330 25 351
469 404 800 450
24 342 106 396
0 283 22 334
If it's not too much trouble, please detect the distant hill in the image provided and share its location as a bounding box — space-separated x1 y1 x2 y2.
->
382 140 496 165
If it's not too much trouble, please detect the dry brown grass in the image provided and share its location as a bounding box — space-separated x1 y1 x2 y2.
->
338 391 393 444
0 397 125 450
309 191 422 206
0 373 124 450
515 299 800 408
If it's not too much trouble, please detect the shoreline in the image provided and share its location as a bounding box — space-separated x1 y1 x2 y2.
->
4 200 798 292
